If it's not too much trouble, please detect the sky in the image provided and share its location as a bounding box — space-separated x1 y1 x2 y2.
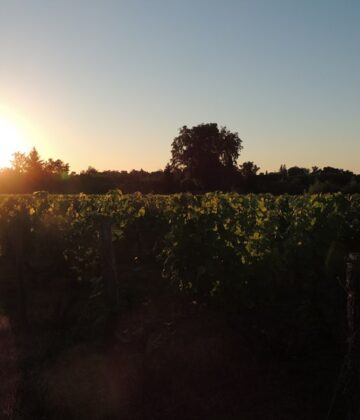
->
0 0 359 173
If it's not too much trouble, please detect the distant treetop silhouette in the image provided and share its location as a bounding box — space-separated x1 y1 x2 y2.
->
169 123 243 190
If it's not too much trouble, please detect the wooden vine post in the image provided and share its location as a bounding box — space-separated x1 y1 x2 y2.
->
13 207 28 326
99 219 119 314
344 252 360 419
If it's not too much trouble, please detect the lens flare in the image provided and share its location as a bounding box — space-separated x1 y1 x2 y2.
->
0 116 29 168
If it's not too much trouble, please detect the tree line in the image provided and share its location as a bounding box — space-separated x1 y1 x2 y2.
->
1 123 359 194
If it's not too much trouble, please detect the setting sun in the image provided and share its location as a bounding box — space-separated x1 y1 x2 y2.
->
0 116 29 168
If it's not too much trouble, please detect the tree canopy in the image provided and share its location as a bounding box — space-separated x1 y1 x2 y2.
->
169 123 243 190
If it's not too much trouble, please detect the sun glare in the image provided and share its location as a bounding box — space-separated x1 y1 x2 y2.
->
0 116 29 168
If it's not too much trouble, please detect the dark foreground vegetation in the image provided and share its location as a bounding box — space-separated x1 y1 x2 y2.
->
0 191 359 419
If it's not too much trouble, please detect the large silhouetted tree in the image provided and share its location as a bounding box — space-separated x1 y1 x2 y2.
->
169 123 243 189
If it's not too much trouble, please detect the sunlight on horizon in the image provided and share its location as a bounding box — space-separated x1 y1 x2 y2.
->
0 115 30 168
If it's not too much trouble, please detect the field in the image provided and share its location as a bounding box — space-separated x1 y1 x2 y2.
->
1 191 359 419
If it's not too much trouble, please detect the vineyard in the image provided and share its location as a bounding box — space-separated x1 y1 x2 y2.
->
1 191 359 418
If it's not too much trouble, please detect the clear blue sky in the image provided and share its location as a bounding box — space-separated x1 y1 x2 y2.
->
1 0 359 172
